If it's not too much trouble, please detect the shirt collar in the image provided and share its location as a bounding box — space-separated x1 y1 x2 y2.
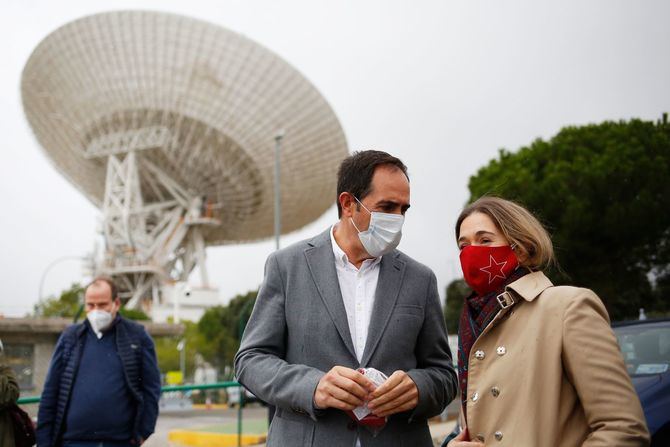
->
330 225 381 269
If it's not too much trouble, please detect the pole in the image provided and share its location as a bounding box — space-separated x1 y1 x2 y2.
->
274 131 284 251
177 339 186 383
269 131 284 429
236 299 255 446
268 131 285 425
180 341 186 381
237 386 244 447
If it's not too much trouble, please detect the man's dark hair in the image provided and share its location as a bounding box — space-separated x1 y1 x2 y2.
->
86 276 119 301
336 150 409 217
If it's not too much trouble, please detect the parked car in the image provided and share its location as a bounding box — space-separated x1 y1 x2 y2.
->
613 318 670 446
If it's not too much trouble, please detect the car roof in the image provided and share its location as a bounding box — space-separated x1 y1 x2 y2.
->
612 318 670 328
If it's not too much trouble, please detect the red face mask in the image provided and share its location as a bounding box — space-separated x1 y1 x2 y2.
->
459 245 519 296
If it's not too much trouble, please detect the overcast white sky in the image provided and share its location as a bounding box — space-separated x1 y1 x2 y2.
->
1 0 669 317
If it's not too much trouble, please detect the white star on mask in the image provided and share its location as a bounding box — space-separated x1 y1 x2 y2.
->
480 254 508 284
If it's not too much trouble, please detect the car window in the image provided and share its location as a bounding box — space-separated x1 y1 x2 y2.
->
614 323 670 376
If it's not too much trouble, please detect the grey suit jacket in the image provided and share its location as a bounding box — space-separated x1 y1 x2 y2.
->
234 229 457 447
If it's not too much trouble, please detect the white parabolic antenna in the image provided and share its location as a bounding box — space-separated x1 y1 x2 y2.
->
22 11 349 310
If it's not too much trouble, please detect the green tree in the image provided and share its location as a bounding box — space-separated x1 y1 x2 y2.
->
154 321 207 378
197 290 257 369
119 308 151 321
34 283 149 320
148 290 258 382
467 115 670 320
444 279 471 334
34 283 83 317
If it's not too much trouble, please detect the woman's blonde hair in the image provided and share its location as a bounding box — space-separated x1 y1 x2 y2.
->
455 196 555 270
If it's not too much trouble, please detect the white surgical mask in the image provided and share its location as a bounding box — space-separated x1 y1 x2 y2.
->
87 309 113 339
350 196 404 257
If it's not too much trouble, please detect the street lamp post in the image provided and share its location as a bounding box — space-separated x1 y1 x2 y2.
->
269 131 284 427
176 339 186 383
236 298 256 447
38 255 87 302
274 131 284 251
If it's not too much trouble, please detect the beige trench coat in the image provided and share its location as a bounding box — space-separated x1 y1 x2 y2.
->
463 271 649 446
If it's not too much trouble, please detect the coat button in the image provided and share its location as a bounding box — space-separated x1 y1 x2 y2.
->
474 350 485 360
496 346 507 355
475 434 485 442
471 392 479 402
491 386 500 397
495 431 503 441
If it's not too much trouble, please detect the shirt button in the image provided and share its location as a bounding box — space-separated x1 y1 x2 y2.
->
495 431 503 441
475 434 485 442
497 346 507 356
491 386 500 398
471 392 479 402
474 350 485 360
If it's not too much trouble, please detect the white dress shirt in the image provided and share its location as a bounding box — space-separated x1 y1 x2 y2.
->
331 225 382 447
330 225 381 362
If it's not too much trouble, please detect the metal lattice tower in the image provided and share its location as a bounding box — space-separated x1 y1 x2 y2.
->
21 11 349 310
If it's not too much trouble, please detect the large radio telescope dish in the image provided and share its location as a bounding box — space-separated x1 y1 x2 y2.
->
22 10 348 244
22 11 349 308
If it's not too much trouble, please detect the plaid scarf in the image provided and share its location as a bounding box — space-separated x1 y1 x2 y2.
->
457 267 529 416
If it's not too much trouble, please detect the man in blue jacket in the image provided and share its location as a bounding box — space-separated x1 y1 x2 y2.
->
37 277 161 447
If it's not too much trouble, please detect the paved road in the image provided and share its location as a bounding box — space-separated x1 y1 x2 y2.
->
146 404 456 447
145 405 269 447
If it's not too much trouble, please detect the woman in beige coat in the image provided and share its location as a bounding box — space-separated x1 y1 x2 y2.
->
447 197 649 447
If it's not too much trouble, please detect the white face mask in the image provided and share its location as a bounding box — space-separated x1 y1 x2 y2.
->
87 309 113 339
350 196 404 257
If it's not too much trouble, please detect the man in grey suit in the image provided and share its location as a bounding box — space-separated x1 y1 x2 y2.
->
235 150 457 446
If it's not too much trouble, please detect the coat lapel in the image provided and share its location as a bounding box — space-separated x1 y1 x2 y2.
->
304 230 357 361
360 252 406 367
507 271 554 302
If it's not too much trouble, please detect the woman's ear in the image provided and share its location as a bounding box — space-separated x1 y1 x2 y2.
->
512 242 530 265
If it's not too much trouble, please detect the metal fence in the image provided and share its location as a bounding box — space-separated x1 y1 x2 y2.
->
18 381 258 447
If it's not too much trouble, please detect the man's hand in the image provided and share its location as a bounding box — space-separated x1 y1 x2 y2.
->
367 370 418 417
314 366 375 411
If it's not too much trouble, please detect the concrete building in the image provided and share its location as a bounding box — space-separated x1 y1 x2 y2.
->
0 316 182 411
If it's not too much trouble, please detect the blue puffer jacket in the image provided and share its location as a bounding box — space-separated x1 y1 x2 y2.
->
36 316 161 447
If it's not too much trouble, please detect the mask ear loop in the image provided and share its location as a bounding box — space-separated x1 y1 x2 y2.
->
350 217 362 233
349 195 371 233
352 195 372 214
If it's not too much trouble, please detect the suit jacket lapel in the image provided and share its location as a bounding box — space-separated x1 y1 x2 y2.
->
360 252 406 367
304 230 357 361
